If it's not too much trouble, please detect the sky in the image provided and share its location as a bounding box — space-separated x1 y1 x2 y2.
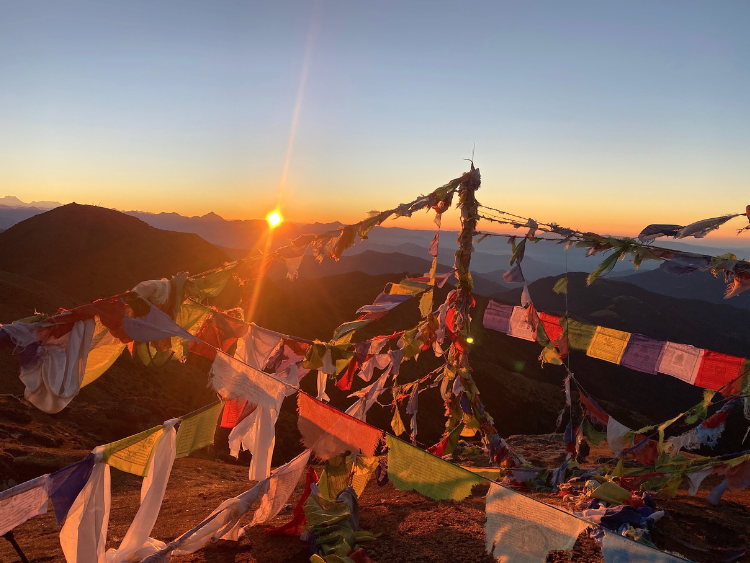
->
1 1 749 240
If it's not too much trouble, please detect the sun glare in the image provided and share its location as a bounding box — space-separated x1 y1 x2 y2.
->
267 211 282 228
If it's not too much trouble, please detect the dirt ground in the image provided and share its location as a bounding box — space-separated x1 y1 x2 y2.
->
2 436 749 563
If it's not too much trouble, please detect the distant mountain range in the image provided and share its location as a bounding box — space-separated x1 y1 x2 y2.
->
0 195 62 209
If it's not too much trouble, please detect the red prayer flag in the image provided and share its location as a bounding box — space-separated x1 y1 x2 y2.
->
297 394 382 460
695 351 744 391
539 312 564 342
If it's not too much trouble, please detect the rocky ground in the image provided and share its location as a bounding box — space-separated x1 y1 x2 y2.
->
2 434 748 563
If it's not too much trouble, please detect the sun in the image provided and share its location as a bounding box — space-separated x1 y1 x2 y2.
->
266 211 282 228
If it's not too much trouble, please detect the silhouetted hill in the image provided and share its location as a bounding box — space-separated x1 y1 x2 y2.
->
614 268 750 310
0 204 231 303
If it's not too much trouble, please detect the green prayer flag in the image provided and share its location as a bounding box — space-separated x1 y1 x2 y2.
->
332 320 371 341
175 401 223 459
385 435 483 501
553 277 568 295
103 425 164 477
582 418 606 446
566 319 597 351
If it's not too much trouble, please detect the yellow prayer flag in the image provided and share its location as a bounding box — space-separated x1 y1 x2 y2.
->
81 319 127 387
102 426 164 477
175 401 223 459
587 326 631 364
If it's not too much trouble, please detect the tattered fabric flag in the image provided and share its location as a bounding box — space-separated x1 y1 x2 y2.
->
82 319 128 387
189 311 247 361
579 390 610 426
694 351 744 392
726 272 750 299
298 393 383 460
428 422 465 458
48 454 95 525
144 481 267 560
385 435 482 501
658 343 704 385
607 417 632 456
620 334 667 375
250 450 312 527
234 323 284 371
483 300 514 334
60 461 110 563
406 382 419 444
19 318 96 414
503 262 525 284
601 530 690 562
587 326 631 364
266 465 319 536
0 474 49 536
678 214 739 239
106 419 178 563
509 306 536 341
553 277 568 294
637 224 684 242
347 370 391 421
175 402 223 459
485 482 589 563
391 407 407 436
658 254 712 276
121 304 197 344
102 425 164 477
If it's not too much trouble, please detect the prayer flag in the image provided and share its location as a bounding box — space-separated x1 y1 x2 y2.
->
539 312 564 343
298 394 382 460
509 307 535 341
0 474 49 536
601 530 689 562
485 483 589 563
385 435 482 501
220 398 249 428
48 454 96 525
102 426 164 477
587 326 631 364
250 450 311 526
565 319 597 351
60 462 110 563
694 351 744 391
620 334 666 375
175 402 223 459
658 343 704 385
483 301 513 334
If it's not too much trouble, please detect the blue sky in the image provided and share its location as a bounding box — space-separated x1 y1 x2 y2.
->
1 1 749 238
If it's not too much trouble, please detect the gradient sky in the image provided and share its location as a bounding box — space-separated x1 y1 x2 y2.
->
1 1 749 238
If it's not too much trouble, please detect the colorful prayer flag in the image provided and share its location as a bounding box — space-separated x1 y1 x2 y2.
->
620 333 666 375
483 301 514 334
102 426 164 477
485 482 589 563
298 394 383 460
587 326 631 364
385 435 482 501
509 307 535 341
695 351 744 391
658 343 704 385
175 402 223 459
